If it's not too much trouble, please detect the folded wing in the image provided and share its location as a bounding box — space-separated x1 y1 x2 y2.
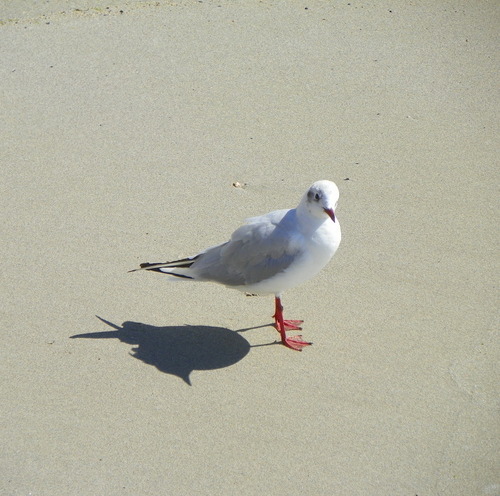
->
190 209 304 286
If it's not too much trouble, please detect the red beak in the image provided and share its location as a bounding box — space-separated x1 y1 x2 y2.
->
324 208 336 222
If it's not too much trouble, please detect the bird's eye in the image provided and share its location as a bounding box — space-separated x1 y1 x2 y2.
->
314 193 320 201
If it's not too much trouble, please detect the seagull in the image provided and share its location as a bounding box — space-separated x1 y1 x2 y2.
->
130 180 341 351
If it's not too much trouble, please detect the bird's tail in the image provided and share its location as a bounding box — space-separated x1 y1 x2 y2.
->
128 255 200 279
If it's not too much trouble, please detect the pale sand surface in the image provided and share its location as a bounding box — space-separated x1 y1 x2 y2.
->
1 1 499 495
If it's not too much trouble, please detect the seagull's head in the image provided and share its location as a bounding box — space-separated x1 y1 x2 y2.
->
302 180 339 223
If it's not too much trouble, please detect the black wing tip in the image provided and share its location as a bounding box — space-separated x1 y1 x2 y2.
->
139 267 194 279
128 262 195 279
129 256 200 272
127 262 156 273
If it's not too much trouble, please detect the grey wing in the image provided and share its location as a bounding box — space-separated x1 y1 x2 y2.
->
191 209 304 286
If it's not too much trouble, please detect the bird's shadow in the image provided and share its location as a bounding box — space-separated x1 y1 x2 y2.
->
71 317 277 385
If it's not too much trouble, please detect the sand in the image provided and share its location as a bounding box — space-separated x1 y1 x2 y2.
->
1 1 499 495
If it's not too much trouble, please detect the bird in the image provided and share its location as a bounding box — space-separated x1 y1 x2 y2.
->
130 180 341 351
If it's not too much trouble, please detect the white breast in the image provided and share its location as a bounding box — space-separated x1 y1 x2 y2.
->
238 219 341 295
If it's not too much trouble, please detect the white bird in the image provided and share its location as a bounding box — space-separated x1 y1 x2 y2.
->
130 180 341 351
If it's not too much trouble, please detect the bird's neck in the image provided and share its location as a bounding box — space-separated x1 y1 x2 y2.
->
295 204 327 234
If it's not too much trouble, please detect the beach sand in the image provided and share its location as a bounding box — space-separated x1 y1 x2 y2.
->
1 1 499 494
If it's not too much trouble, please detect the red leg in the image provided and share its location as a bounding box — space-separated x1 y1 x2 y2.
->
273 296 311 351
273 297 303 331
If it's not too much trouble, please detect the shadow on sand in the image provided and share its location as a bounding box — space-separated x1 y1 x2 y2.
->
71 316 277 385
